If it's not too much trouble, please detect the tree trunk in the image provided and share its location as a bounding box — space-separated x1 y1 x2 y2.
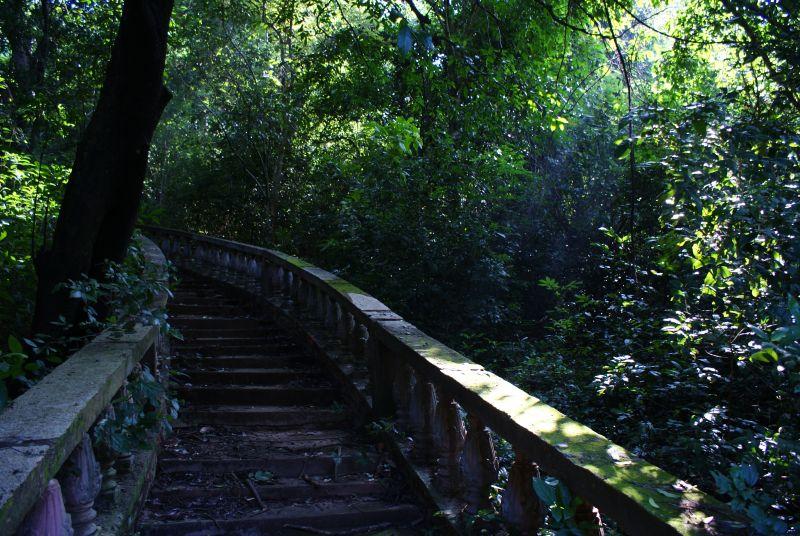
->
32 0 174 334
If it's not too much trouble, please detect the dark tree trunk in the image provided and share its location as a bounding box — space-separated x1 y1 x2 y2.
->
32 0 174 334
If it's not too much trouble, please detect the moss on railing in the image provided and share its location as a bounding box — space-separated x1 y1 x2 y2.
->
144 226 745 535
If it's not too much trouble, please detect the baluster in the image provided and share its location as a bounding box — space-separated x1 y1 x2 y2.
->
194 245 205 274
500 449 544 534
307 284 318 314
260 261 271 299
232 253 243 286
409 373 435 462
271 265 281 293
335 304 348 341
291 272 300 301
95 406 118 504
366 331 394 417
460 415 498 513
59 433 102 536
209 249 220 279
296 279 306 306
345 312 356 347
575 501 604 535
325 296 337 329
183 241 193 269
234 253 243 282
20 479 74 535
241 255 251 287
114 381 133 474
233 252 247 289
221 251 232 280
315 288 327 320
277 267 286 294
216 249 224 277
228 251 242 287
282 269 291 295
172 238 182 263
249 259 260 294
350 322 367 358
178 239 188 263
432 389 466 494
392 361 413 430
160 238 170 259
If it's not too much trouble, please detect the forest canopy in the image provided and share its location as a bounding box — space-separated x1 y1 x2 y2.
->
1 0 798 533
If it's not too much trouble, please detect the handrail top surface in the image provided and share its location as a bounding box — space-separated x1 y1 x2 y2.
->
145 226 742 535
142 225 397 318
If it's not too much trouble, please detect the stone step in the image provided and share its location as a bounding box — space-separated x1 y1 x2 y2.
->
179 368 321 385
138 501 423 535
179 405 349 427
158 452 377 477
175 342 298 357
148 478 387 502
139 272 425 535
178 327 279 339
170 303 242 315
171 317 263 329
171 290 236 298
176 335 293 347
163 428 355 456
177 385 338 406
174 354 311 368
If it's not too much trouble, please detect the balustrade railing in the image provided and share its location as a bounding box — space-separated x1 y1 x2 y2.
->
0 237 169 535
142 226 743 535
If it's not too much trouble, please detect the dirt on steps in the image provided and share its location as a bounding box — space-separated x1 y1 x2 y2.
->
137 272 425 535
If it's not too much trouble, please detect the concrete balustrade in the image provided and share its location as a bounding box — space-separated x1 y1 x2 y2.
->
0 237 168 535
141 226 745 535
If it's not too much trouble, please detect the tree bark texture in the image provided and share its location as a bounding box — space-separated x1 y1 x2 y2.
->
33 0 174 333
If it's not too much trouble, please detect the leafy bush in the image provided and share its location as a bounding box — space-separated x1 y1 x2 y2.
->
93 364 179 455
0 234 178 410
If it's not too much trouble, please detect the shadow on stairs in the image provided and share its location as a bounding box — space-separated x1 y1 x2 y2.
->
136 272 427 535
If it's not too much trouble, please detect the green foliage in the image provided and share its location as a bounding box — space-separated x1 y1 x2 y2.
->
712 464 788 535
60 234 178 338
0 149 69 341
0 235 178 409
533 476 603 534
2 0 800 532
93 365 179 455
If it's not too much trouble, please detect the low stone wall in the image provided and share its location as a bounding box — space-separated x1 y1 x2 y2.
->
0 236 169 535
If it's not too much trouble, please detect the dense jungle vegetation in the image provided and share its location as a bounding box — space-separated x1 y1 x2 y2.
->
1 0 798 532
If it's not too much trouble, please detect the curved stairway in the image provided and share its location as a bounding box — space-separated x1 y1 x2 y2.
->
137 273 425 535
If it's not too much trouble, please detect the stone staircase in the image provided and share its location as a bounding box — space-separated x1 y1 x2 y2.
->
136 273 425 535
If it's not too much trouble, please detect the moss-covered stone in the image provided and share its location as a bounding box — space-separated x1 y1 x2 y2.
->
0 326 159 534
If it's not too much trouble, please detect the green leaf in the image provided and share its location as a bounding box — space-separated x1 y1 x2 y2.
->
532 476 558 505
7 335 23 354
749 348 778 363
